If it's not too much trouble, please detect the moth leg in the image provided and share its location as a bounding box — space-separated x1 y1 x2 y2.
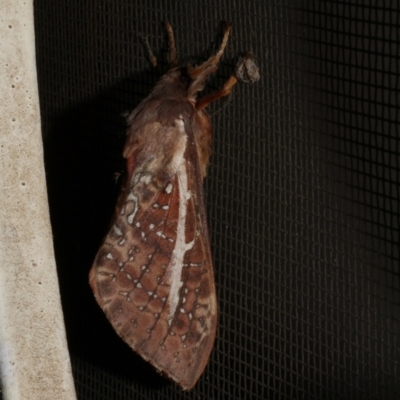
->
196 52 260 110
188 21 232 79
196 76 237 110
165 21 178 67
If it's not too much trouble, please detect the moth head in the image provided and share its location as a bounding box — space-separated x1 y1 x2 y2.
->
152 67 190 100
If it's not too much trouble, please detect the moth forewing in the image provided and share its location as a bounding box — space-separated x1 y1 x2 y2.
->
89 21 259 390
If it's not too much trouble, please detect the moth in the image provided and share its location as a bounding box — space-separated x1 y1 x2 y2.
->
89 22 259 390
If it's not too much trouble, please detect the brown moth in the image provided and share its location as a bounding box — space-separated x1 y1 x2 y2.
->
89 22 259 390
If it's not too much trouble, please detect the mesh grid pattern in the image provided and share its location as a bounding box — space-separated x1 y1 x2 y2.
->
33 1 399 399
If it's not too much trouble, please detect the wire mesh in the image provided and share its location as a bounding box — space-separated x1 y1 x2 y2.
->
34 0 399 399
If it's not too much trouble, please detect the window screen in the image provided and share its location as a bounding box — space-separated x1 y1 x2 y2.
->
34 1 399 399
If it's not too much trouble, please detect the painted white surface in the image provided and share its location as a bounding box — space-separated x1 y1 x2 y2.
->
0 1 77 399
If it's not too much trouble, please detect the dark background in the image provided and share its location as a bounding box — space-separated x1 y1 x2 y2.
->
32 1 399 399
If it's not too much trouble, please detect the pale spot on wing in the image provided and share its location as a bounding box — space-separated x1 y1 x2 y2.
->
165 183 173 194
156 231 167 239
113 225 123 236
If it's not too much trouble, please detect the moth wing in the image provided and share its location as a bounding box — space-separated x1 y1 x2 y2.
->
89 121 217 390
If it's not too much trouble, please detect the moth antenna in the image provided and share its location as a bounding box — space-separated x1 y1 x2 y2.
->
139 34 158 69
165 21 178 67
196 51 260 110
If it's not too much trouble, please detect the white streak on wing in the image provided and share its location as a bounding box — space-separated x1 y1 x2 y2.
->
168 122 187 173
167 140 196 324
175 116 185 130
126 192 139 225
127 191 137 202
168 170 194 325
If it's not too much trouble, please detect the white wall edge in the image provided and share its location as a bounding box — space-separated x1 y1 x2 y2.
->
0 1 77 399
